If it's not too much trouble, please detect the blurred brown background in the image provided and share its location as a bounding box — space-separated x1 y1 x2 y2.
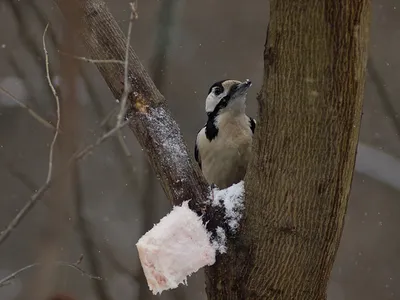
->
0 0 399 299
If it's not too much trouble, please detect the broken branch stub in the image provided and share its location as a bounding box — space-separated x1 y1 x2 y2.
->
56 0 209 210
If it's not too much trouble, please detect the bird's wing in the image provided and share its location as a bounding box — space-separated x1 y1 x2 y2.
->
249 117 256 134
194 128 203 169
194 142 201 169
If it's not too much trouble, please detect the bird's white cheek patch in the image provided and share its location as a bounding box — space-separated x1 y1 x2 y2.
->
205 94 219 112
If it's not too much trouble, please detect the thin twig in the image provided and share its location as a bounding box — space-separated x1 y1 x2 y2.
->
58 50 125 65
132 1 139 19
116 2 136 127
0 180 50 247
136 0 180 297
99 108 134 162
99 106 118 128
0 120 129 247
113 2 138 171
0 86 56 131
0 23 63 246
0 256 102 287
75 254 84 265
74 168 112 300
6 0 57 108
117 131 132 157
63 2 138 166
58 0 210 213
82 66 140 187
72 120 129 161
0 1 138 250
43 23 61 184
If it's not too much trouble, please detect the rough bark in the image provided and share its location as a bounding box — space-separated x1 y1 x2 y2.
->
205 1 371 299
56 0 209 212
57 0 371 299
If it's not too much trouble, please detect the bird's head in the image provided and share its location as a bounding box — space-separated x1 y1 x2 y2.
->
205 79 252 116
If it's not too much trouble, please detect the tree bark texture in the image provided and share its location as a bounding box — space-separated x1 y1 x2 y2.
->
57 0 371 299
56 0 209 212
205 1 370 299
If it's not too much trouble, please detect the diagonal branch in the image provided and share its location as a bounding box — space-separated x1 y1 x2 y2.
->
58 50 125 64
0 87 56 131
0 256 102 288
43 24 62 184
0 120 129 247
55 0 209 211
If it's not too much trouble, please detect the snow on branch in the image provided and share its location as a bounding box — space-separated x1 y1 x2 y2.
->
56 0 246 295
212 181 245 233
142 106 192 178
58 0 209 209
136 182 245 294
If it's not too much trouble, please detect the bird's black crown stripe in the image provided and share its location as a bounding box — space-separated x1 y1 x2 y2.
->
205 81 241 141
208 79 227 95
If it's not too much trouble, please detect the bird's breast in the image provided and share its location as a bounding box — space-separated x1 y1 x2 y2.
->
199 117 253 189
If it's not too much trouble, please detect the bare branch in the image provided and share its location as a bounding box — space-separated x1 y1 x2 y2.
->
0 183 49 247
116 2 136 128
74 169 112 300
130 1 139 20
113 2 139 172
0 256 102 288
56 0 209 210
0 14 138 247
0 86 56 131
99 106 118 128
58 50 125 64
6 0 58 103
75 254 84 266
116 131 133 157
43 23 61 184
136 0 183 298
0 23 63 247
0 119 129 247
58 2 138 176
72 120 129 160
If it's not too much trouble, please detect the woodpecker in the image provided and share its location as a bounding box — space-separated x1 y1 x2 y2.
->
194 79 256 189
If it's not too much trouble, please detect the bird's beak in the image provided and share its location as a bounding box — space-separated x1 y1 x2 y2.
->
235 79 252 96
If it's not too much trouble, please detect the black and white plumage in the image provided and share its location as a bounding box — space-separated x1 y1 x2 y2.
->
195 79 256 189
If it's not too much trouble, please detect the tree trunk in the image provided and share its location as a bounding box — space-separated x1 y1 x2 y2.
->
205 1 371 299
57 0 371 299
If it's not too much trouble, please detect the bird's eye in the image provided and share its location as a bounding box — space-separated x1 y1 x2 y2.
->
214 87 223 95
